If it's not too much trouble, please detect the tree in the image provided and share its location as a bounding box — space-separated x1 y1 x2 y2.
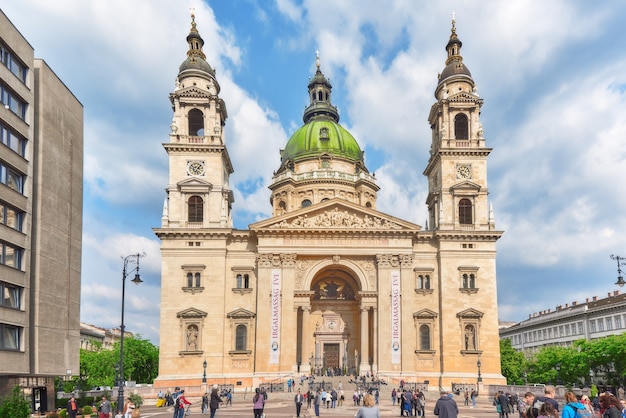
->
78 336 159 388
0 386 31 418
500 338 527 384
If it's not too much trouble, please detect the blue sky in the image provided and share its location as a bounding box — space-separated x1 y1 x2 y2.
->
4 0 626 345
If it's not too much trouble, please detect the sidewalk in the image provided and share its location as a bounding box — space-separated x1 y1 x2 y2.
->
139 394 499 418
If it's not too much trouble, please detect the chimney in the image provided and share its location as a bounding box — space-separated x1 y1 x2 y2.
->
586 298 589 303
565 303 569 308
556 305 562 311
592 296 597 301
608 292 612 298
572 301 577 306
614 290 620 296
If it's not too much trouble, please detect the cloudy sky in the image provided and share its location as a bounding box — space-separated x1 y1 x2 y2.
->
4 0 626 345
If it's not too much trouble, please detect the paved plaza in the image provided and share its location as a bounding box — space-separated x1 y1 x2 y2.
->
139 395 498 418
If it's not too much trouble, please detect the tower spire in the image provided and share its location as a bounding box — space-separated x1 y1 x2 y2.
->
186 12 207 62
303 51 339 124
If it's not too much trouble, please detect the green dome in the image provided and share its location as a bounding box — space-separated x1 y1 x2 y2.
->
282 120 364 164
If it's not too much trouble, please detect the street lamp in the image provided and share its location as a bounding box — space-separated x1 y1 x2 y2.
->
523 371 528 385
202 359 207 383
610 254 626 287
116 252 145 413
555 363 562 386
477 358 482 383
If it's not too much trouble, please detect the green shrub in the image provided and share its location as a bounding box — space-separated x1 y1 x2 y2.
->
0 386 31 418
46 412 60 418
82 405 93 416
129 393 143 408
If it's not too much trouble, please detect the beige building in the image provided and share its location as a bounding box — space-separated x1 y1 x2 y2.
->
0 10 83 412
155 16 504 391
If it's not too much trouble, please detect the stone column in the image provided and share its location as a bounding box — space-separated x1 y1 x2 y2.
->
360 307 370 373
301 306 312 374
372 307 378 373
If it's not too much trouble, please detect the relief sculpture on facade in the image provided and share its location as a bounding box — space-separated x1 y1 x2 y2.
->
270 207 402 229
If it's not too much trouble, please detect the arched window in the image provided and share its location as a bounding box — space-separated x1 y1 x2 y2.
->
243 274 249 288
187 273 193 287
236 274 242 288
301 199 312 208
188 108 204 136
278 201 287 215
454 113 468 139
318 91 323 101
419 325 431 350
462 273 476 289
235 325 247 351
195 273 201 287
188 196 203 223
418 275 431 290
458 198 472 224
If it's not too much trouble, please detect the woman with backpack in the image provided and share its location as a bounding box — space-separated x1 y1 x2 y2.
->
252 387 265 418
561 391 590 418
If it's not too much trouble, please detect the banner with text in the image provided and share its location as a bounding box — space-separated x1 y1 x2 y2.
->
269 269 281 364
391 270 401 364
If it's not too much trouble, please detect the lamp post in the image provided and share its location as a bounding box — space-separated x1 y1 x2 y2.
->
477 358 482 383
116 253 145 413
610 254 626 287
555 363 562 386
523 371 528 385
202 359 207 383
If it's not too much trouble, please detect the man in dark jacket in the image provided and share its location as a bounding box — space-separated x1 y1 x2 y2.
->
67 396 79 418
434 391 458 418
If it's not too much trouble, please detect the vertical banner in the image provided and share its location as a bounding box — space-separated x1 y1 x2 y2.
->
269 269 281 364
391 270 401 364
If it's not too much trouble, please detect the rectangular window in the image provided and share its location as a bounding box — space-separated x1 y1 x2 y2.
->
0 242 23 269
0 202 24 232
0 43 28 83
0 83 27 120
590 320 596 332
578 322 584 334
615 316 622 329
0 164 25 194
1 282 21 309
0 123 27 157
0 323 21 350
606 317 612 330
598 319 604 331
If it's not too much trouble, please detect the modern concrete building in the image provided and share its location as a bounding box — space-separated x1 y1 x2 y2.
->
155 15 504 391
0 10 83 413
500 290 626 354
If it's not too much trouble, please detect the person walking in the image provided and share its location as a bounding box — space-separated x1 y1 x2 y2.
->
295 388 305 417
99 396 112 418
497 391 511 418
434 390 458 418
209 384 222 418
174 390 191 418
470 390 477 408
314 388 322 417
67 396 79 418
252 387 265 418
355 393 380 418
392 388 397 406
201 392 208 415
562 391 586 418
517 392 535 418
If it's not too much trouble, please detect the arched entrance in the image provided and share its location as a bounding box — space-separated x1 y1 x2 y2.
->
307 267 361 376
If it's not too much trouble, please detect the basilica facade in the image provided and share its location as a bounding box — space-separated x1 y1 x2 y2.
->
154 15 505 391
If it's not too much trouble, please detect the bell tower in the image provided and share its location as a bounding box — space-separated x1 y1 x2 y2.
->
161 13 233 229
424 16 495 232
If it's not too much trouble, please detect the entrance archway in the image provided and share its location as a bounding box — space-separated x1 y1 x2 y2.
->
307 267 361 376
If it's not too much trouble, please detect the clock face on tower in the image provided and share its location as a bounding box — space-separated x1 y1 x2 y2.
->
187 161 205 176
456 164 472 180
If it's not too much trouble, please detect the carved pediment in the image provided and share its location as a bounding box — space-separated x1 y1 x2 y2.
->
177 177 213 193
450 180 481 192
177 86 211 98
177 308 208 319
448 91 483 104
413 309 438 319
226 308 256 319
456 308 484 319
252 199 420 231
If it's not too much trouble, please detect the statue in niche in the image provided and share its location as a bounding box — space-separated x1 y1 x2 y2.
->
464 325 476 351
187 324 199 351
